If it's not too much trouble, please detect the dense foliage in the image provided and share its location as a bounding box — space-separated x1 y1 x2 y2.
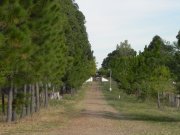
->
101 33 180 107
0 0 96 122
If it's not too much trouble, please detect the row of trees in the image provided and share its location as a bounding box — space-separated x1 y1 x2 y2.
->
0 0 96 122
100 31 180 108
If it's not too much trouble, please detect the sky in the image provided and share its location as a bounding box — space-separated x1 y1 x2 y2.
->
75 0 180 68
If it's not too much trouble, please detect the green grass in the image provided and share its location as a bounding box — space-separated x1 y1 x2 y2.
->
101 81 180 135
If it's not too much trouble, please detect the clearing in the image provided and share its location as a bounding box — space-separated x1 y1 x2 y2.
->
1 82 180 135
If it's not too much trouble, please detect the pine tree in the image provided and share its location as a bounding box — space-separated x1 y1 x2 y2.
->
0 0 95 122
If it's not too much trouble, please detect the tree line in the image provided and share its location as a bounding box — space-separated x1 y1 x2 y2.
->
100 31 180 108
0 0 96 122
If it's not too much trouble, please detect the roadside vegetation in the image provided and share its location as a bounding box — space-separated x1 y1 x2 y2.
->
102 81 180 135
0 83 88 134
99 32 180 109
0 0 96 123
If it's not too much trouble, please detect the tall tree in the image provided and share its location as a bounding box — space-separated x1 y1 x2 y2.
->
0 0 95 122
101 36 175 103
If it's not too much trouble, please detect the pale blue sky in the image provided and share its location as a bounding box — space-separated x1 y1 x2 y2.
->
75 0 180 68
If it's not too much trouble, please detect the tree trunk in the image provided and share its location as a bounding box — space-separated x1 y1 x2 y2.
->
60 85 65 96
44 84 48 108
26 85 31 116
30 84 35 114
169 93 176 107
1 88 5 115
39 87 43 108
12 87 17 121
176 95 180 108
21 84 27 118
168 93 172 106
35 82 40 112
7 82 13 122
157 91 161 109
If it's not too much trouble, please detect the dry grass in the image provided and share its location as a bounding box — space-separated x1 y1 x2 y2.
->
0 103 68 135
0 84 88 135
2 82 180 135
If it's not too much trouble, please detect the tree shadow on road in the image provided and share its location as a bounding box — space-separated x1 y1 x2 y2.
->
81 110 180 123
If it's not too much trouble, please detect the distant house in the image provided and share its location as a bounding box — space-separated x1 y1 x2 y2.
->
85 76 109 83
85 77 93 83
101 77 108 82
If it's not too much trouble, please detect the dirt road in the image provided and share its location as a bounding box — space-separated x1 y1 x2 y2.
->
2 82 174 135
2 82 125 135
49 82 125 135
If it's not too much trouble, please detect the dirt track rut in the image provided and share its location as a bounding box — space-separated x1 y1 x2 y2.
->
56 82 124 135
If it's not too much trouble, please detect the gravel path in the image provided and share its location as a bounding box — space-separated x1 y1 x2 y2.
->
55 82 124 135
